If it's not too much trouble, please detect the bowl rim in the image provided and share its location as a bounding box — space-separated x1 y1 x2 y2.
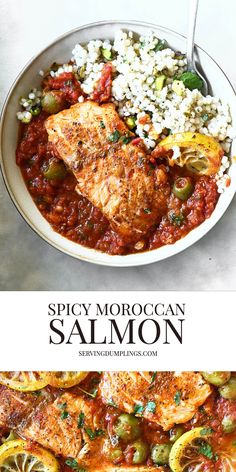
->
1 19 236 267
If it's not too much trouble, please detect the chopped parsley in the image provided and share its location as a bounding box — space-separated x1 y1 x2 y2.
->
133 404 144 415
151 372 157 383
154 39 168 52
144 208 151 214
107 398 117 408
77 412 85 428
199 442 214 459
200 427 214 436
201 113 209 122
100 121 105 129
121 135 132 144
108 130 120 142
174 391 182 406
85 428 104 440
65 458 86 472
145 401 156 413
168 211 185 227
61 410 69 420
57 402 67 410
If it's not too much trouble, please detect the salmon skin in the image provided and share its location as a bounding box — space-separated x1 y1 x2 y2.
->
99 372 212 430
45 101 170 243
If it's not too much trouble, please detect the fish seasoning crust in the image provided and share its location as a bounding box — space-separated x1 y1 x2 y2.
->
46 101 170 243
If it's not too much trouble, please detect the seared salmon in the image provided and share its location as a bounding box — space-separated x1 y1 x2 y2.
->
0 387 100 459
45 101 169 243
99 372 212 430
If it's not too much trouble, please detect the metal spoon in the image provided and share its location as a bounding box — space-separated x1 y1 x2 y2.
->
187 0 208 95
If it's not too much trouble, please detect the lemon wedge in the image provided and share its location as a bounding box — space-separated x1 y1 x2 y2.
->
157 132 223 176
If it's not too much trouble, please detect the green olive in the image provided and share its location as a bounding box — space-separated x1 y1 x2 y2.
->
151 443 172 465
129 440 149 464
169 425 185 443
110 447 123 463
41 91 65 114
201 372 231 387
219 377 236 400
114 413 141 443
31 105 41 116
222 415 236 433
172 177 194 200
43 160 67 180
125 117 136 130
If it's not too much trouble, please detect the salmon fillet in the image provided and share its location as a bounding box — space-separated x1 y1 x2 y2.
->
0 386 46 431
99 372 212 430
45 101 169 242
0 387 98 459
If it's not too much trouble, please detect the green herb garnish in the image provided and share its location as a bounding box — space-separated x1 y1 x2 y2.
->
144 208 151 214
61 410 69 420
151 372 157 383
77 412 85 428
199 442 214 459
121 135 132 144
154 39 168 52
57 402 67 410
65 458 86 472
133 404 144 415
100 121 105 129
200 427 214 436
168 211 185 227
85 428 104 440
107 398 117 408
145 401 156 413
108 130 120 142
178 71 203 91
201 113 209 122
174 391 182 406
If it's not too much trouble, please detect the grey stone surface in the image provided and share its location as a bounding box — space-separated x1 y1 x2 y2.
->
0 0 235 290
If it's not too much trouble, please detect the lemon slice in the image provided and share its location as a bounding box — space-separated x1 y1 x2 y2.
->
157 132 223 176
0 372 48 392
41 372 88 388
169 427 212 472
0 439 60 472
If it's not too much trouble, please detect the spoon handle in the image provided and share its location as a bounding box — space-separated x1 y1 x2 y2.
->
187 0 199 70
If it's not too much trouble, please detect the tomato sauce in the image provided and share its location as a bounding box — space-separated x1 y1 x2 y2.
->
16 72 219 255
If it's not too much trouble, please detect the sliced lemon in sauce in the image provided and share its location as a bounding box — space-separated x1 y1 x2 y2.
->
158 132 223 176
169 427 213 472
0 372 48 392
0 439 60 472
41 372 88 388
169 427 236 472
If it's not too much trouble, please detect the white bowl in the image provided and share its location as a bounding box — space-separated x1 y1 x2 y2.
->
1 20 236 267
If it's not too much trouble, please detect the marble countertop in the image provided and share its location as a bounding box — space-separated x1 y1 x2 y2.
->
1 0 235 290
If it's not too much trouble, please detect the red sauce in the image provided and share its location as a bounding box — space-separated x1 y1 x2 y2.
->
91 63 112 102
16 73 219 255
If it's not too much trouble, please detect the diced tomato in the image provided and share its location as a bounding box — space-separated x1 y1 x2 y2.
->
43 72 84 105
91 63 112 103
